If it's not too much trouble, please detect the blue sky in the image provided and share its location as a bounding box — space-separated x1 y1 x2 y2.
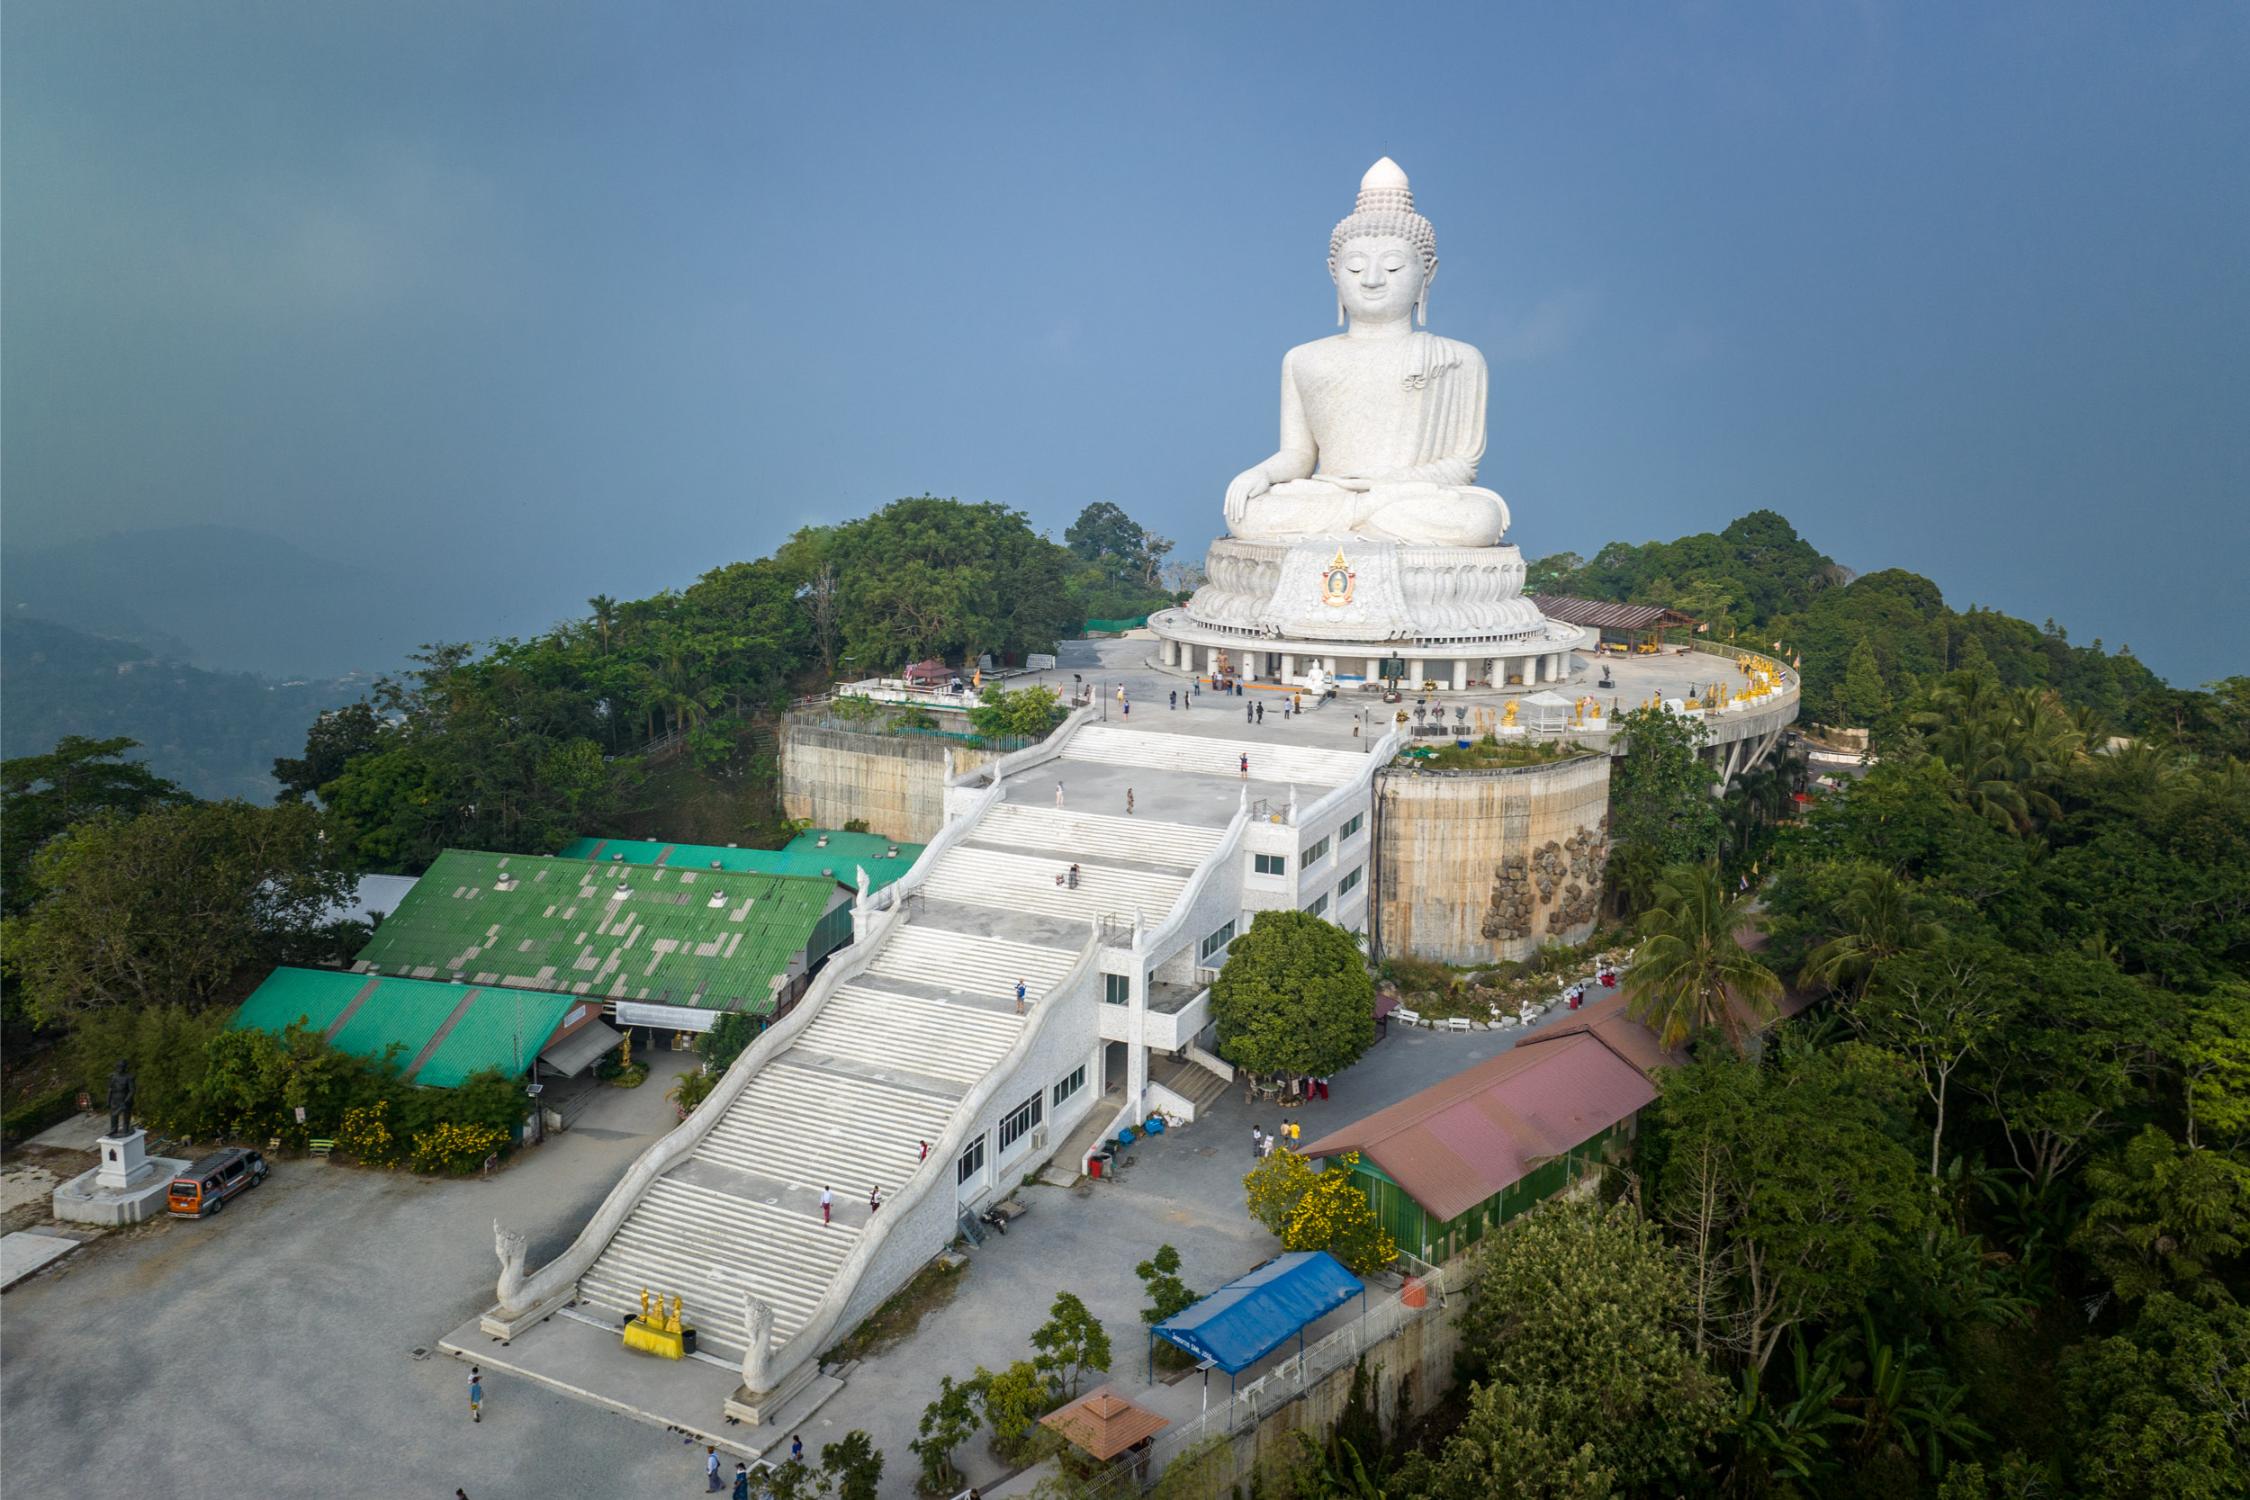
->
6 2 2245 685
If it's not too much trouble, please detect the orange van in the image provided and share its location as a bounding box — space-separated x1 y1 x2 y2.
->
167 1147 267 1218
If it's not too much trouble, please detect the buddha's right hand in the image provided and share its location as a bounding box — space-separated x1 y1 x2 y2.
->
1223 466 1270 527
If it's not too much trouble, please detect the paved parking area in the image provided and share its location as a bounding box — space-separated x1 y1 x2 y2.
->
0 1050 726 1500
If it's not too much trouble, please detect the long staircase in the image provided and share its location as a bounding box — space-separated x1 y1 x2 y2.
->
552 721 1326 1375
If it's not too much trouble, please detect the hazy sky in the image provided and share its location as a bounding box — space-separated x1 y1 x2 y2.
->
6 3 2246 685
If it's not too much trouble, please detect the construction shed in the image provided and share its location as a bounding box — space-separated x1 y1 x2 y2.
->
1531 595 1697 652
349 849 845 1035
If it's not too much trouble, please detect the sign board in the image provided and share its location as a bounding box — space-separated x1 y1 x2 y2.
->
1025 653 1058 671
614 1000 718 1034
294 1106 307 1124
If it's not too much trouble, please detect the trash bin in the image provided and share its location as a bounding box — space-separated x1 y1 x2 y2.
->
1143 1116 1166 1135
1088 1156 1102 1180
681 1326 699 1356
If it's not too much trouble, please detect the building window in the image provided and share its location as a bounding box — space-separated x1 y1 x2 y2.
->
957 1134 986 1185
1052 1065 1086 1109
999 1092 1045 1153
1338 866 1364 897
1301 836 1331 866
1104 973 1131 1006
1307 892 1330 918
1339 813 1365 841
1254 853 1286 877
1198 920 1237 963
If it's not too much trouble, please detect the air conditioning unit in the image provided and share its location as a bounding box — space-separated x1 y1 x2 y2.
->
1030 1127 1048 1151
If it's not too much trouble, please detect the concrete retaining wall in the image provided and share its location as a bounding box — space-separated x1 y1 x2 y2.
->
1373 753 1612 966
779 716 1004 843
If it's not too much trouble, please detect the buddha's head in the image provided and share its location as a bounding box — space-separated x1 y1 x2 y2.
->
1330 157 1437 327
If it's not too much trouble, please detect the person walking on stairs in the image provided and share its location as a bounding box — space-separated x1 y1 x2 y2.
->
919 1139 929 1163
820 1186 833 1225
1015 978 1028 1014
1055 781 1065 809
869 1184 882 1213
1239 752 1249 780
468 1368 483 1423
1126 787 1135 816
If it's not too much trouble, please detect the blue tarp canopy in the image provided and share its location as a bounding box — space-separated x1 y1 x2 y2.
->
1151 1252 1364 1375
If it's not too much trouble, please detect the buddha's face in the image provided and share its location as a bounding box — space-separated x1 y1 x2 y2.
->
1334 234 1426 324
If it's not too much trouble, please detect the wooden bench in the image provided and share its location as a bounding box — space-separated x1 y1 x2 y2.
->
308 1139 335 1158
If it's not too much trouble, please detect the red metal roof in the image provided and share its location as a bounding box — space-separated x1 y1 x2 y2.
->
1299 1030 1659 1223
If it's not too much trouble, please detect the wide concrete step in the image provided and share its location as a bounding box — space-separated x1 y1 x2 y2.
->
866 924 1077 1002
580 1176 864 1355
695 1059 958 1192
793 988 1023 1083
1062 725 1367 786
977 803 1223 869
922 845 1186 923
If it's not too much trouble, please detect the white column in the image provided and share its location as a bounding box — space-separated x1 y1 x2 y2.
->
1451 659 1469 691
1367 655 1383 681
1128 964 1149 1105
1280 653 1296 684
1408 658 1426 685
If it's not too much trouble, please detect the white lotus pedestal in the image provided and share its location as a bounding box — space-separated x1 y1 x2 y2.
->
53 1129 188 1227
1151 536 1585 693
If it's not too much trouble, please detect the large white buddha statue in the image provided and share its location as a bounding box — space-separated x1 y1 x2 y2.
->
1223 158 1510 552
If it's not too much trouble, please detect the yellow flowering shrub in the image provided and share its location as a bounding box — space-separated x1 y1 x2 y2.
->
337 1100 401 1167
408 1121 509 1176
1279 1153 1398 1274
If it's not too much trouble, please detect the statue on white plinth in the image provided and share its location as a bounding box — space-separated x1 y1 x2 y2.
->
1223 158 1510 551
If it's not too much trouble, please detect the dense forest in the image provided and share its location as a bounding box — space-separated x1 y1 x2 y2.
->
1527 511 2210 742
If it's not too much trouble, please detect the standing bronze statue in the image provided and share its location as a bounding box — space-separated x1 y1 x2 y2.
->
106 1059 136 1136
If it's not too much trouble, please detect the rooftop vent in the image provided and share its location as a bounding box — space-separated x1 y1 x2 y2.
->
708 892 728 908
886 845 899 857
816 834 829 847
610 852 624 861
711 860 723 869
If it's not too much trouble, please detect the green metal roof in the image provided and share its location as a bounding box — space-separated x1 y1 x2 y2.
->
352 849 834 1015
555 829 926 894
230 967 579 1087
232 966 367 1038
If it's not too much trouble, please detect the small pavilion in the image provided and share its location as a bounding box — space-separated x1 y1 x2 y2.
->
1040 1385 1170 1471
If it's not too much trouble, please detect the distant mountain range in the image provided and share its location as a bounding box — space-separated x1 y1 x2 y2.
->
1 524 468 681
0 615 357 801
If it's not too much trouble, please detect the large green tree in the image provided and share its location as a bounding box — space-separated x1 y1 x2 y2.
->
1606 707 1720 913
1445 1198 1725 1494
2 799 354 1024
2060 1294 2250 1500
1652 1046 1931 1371
1622 860 1781 1053
1211 910 1374 1078
2 736 191 914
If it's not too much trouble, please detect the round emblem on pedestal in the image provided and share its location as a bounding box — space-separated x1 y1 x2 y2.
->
1321 549 1357 607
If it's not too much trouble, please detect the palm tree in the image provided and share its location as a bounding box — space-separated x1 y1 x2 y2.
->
1623 861 1783 1053
1799 864 1943 999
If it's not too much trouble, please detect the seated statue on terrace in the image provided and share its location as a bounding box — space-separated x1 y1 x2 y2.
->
1223 158 1510 552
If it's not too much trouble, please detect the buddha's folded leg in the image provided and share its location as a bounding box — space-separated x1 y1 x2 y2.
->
1357 485 1509 548
1229 480 1365 539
